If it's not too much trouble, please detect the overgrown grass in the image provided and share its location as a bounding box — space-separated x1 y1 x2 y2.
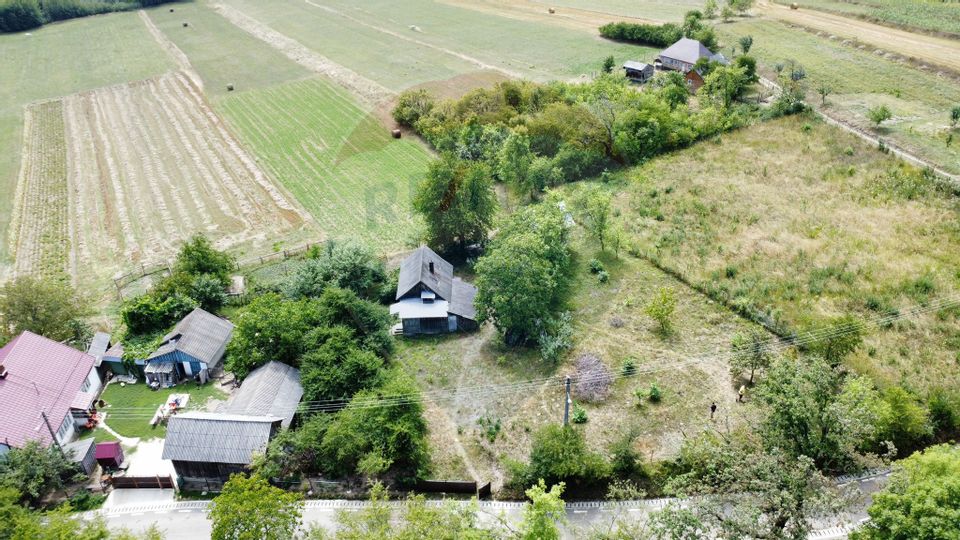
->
774 0 960 37
99 381 227 440
617 113 960 394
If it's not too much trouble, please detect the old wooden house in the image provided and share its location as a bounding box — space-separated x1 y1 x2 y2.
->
654 37 728 91
389 246 478 336
144 308 234 387
623 60 654 83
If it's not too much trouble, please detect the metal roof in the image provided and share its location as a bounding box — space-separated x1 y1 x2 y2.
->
0 332 96 448
449 278 478 321
220 362 303 428
622 61 651 71
149 308 234 368
390 298 450 319
87 332 111 366
396 246 453 301
64 437 95 461
162 412 279 465
658 37 716 65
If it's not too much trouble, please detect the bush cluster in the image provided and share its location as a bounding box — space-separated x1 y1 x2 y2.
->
599 21 683 47
0 0 175 32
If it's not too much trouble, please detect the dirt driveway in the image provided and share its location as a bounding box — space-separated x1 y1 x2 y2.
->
755 1 960 74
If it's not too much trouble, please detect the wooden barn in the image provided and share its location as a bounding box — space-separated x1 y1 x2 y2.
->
623 60 654 83
389 246 478 336
162 412 281 486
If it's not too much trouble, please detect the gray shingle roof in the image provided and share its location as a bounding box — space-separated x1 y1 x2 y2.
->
448 278 477 321
87 332 111 357
161 412 279 465
658 37 716 65
396 246 453 301
220 362 303 428
149 308 234 368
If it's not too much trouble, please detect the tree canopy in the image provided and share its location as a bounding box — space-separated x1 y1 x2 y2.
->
413 155 498 252
0 277 90 345
209 474 303 540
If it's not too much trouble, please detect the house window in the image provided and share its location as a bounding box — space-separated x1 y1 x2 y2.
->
81 376 91 393
56 416 71 440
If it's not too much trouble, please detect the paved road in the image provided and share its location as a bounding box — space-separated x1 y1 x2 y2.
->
94 471 889 539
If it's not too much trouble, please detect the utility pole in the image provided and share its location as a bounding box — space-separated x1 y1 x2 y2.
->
563 376 571 426
41 412 66 459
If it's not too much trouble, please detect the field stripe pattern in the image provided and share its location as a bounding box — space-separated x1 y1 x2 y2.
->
218 77 432 252
8 101 70 279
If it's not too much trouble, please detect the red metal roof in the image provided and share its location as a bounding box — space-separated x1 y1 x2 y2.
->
95 441 122 459
0 332 96 449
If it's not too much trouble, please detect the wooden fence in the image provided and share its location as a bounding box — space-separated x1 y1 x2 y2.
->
415 480 492 499
111 475 175 489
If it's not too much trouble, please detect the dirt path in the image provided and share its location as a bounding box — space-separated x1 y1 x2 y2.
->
438 0 656 33
755 1 960 74
138 10 204 91
210 3 393 106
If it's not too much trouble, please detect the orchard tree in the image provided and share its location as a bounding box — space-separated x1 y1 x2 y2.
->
413 155 498 252
700 64 748 108
225 293 324 377
498 129 534 198
817 81 833 106
602 55 615 74
575 185 613 251
283 240 387 301
737 35 753 54
175 234 235 286
0 276 90 345
728 0 754 15
808 314 864 367
0 441 81 506
868 104 893 127
852 444 960 540
703 0 718 19
644 287 677 335
209 474 303 540
729 328 771 384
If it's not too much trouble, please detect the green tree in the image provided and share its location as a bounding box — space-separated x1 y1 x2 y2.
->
876 387 933 455
729 328 771 384
315 286 394 357
699 64 748 108
513 424 610 489
808 315 864 367
720 5 734 21
413 155 498 252
189 273 228 311
738 35 753 54
575 185 613 251
951 105 960 128
852 444 960 540
498 129 534 197
602 55 615 74
175 234 235 286
284 241 387 301
209 474 303 540
868 104 893 127
0 276 90 345
300 326 384 402
734 55 758 83
225 293 323 377
817 81 833 106
527 156 563 193
321 372 429 481
0 441 81 506
120 293 197 335
519 480 567 540
651 71 690 109
392 89 435 127
703 0 718 19
0 0 44 33
644 287 677 334
728 0 754 15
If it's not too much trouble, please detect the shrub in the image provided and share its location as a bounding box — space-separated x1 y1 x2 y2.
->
588 258 605 274
621 358 637 376
514 424 610 488
868 104 893 127
644 287 678 334
597 270 610 283
538 311 573 364
599 21 684 47
571 403 588 424
648 383 662 403
572 353 613 402
0 0 43 32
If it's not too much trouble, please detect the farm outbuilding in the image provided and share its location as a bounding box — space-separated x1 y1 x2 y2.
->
220 361 303 428
390 246 479 336
95 441 124 469
623 60 654 82
64 438 97 475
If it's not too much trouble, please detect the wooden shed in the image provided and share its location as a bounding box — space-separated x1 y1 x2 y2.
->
95 441 125 469
64 438 97 475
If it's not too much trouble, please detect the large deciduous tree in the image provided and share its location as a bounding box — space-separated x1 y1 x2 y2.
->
413 154 498 252
0 276 90 345
209 474 303 540
575 185 613 251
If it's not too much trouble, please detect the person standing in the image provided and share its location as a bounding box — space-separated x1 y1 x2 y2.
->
737 385 746 403
710 401 717 420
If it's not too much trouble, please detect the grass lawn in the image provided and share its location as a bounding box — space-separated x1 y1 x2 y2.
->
530 0 704 22
218 77 431 252
98 381 227 440
616 113 960 395
714 18 960 175
0 10 173 263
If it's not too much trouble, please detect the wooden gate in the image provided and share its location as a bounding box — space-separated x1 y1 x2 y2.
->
110 475 175 489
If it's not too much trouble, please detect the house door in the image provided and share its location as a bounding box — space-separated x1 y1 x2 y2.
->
448 316 457 332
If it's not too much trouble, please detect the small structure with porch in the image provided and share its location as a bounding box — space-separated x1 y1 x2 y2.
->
623 60 654 83
389 246 479 336
144 308 234 388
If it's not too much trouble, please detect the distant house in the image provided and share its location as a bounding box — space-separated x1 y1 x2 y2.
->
654 37 728 91
162 412 281 486
623 60 654 83
219 361 303 428
389 246 479 336
0 332 102 453
144 308 234 387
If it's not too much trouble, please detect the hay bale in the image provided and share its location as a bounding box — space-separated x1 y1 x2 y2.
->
169 8 174 12
182 22 189 27
226 84 235 91
790 2 798 9
391 129 402 139
548 7 555 13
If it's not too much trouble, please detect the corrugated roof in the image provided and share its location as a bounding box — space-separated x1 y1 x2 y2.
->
162 412 279 465
658 37 716 65
396 246 453 301
148 308 234 368
87 332 111 358
63 437 95 462
220 362 303 428
448 278 478 321
623 60 651 71
0 332 96 448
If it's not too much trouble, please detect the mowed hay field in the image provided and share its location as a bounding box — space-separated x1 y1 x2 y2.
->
0 11 174 267
217 0 658 89
7 71 311 287
774 0 960 37
217 78 432 252
617 114 960 394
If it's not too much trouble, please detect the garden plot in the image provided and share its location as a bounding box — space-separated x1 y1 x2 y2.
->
7 101 70 279
217 77 432 252
8 71 312 287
